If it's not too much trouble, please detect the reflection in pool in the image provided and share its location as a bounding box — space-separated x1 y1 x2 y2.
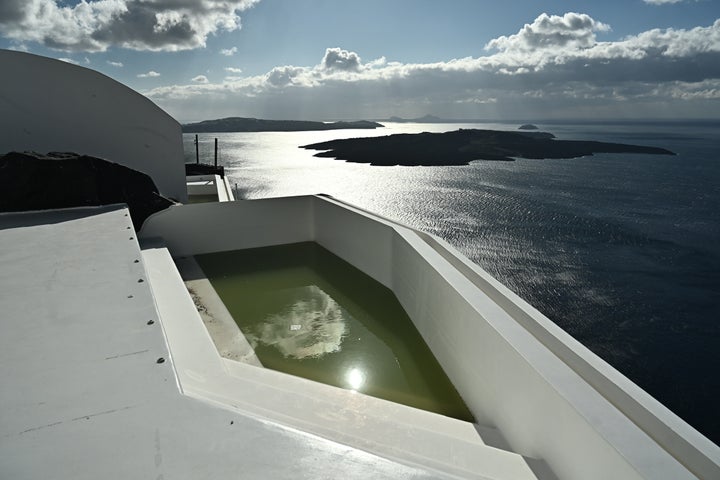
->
248 285 347 359
195 242 474 422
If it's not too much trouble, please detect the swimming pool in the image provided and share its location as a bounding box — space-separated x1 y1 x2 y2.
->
195 241 474 422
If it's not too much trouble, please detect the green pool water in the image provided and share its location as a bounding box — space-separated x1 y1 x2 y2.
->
195 242 474 422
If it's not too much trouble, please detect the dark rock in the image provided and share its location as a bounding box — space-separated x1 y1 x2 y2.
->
300 129 675 166
0 151 175 230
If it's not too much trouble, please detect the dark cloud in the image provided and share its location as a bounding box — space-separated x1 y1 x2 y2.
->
0 0 259 52
91 5 198 51
0 0 26 23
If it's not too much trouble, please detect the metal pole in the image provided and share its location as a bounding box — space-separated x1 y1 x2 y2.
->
214 138 218 168
194 134 199 164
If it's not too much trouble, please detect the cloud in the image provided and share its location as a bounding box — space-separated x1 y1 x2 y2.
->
643 0 687 4
191 75 209 84
225 67 243 73
486 12 610 52
0 0 260 52
58 57 79 65
107 60 123 67
137 70 160 78
321 47 362 71
144 14 720 121
265 65 307 87
220 46 238 56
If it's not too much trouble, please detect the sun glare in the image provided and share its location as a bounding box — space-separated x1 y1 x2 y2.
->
346 367 365 391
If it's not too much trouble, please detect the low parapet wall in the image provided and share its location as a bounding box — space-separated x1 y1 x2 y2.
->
140 195 718 480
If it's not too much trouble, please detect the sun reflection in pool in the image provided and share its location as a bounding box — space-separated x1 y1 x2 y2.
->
346 367 366 392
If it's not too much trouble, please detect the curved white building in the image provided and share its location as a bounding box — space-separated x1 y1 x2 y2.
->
0 50 187 202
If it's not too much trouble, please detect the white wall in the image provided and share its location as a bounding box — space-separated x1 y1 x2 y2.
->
139 195 717 480
0 50 187 202
314 198 395 289
140 196 314 255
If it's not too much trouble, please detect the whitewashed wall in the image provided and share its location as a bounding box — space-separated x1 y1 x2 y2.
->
0 50 187 202
140 196 314 255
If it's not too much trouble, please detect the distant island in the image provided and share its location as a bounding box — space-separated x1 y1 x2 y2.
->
388 115 446 123
301 129 675 166
182 117 384 133
387 115 541 131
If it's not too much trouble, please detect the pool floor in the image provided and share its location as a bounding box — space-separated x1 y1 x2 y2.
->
195 242 474 422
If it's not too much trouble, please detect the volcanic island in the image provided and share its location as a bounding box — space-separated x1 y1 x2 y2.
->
300 129 675 166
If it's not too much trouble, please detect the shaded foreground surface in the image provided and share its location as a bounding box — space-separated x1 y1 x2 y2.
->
195 242 474 422
301 129 675 165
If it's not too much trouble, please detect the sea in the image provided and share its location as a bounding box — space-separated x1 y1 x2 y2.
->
183 120 720 444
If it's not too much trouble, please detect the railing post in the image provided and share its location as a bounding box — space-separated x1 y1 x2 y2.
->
195 134 199 164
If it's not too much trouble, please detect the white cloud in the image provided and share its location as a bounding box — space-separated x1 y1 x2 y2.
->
58 57 79 65
144 14 720 121
191 75 209 84
225 67 243 73
107 60 123 67
137 70 160 78
0 0 260 52
486 12 610 53
220 46 238 56
643 0 686 4
265 65 308 87
321 47 362 71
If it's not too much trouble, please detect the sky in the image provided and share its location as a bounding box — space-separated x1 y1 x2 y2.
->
1 0 719 122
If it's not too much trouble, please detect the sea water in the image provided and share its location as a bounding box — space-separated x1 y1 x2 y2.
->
184 120 720 443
